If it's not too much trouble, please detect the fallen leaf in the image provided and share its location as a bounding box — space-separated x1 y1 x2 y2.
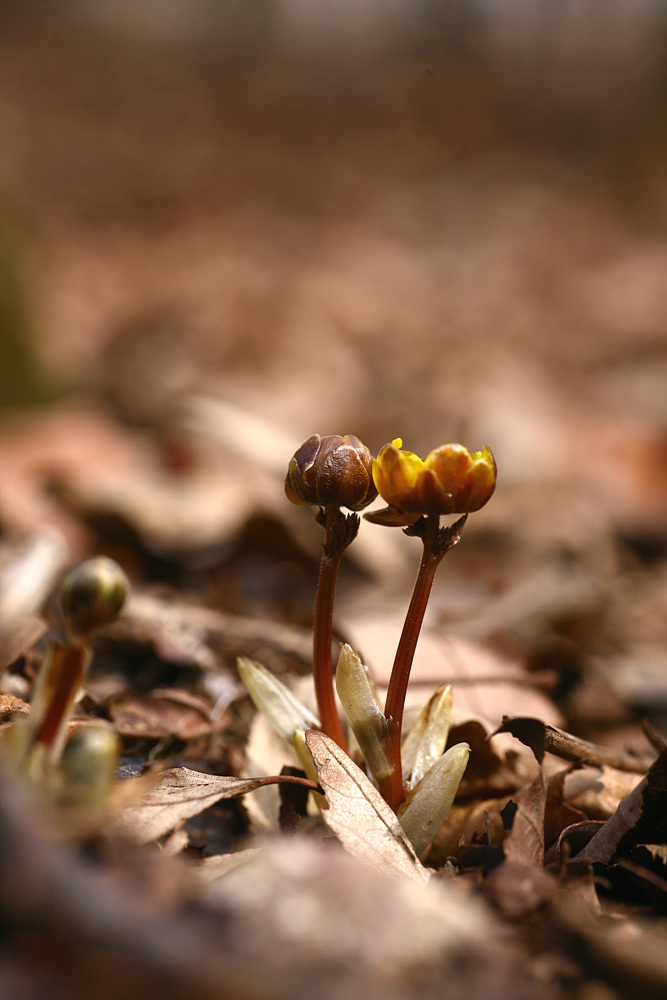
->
427 798 511 865
110 690 218 741
495 717 546 764
448 714 538 799
575 750 667 865
111 766 317 844
544 768 586 851
503 767 547 867
304 730 430 885
563 765 642 820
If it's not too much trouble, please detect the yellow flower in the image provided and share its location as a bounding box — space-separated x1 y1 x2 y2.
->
371 438 496 518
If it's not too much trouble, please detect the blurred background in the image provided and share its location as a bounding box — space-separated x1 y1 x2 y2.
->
1 1 666 736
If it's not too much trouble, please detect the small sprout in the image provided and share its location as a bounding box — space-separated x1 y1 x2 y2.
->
401 684 453 790
58 725 121 810
61 557 129 640
8 557 130 783
285 434 377 510
237 657 320 743
398 742 470 856
335 643 393 783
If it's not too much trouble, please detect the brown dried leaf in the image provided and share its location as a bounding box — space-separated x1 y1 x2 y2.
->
503 767 547 867
304 730 430 885
448 715 538 799
427 797 511 865
112 766 316 844
544 768 586 851
575 750 667 865
110 690 218 740
495 717 546 764
564 765 642 820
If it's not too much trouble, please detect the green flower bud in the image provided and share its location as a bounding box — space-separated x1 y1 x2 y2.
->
60 557 129 639
59 725 121 809
285 434 378 510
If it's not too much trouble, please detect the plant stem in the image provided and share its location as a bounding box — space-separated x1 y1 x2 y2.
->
312 507 352 753
30 641 90 763
379 514 442 810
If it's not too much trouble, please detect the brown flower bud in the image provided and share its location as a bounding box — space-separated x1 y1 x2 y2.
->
285 434 378 510
60 557 129 639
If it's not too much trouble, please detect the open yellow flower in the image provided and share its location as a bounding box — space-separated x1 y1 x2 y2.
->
371 438 496 519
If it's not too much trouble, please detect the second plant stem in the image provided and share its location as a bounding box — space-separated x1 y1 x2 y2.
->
379 514 442 811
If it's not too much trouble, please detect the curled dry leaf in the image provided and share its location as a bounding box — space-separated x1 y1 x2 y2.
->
111 766 317 844
574 749 667 865
110 690 220 741
502 767 547 868
304 730 430 886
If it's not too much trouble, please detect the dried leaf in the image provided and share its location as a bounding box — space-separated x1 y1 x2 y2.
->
110 691 217 740
503 767 547 867
575 749 667 865
304 730 430 885
495 717 546 764
564 765 642 820
112 766 316 844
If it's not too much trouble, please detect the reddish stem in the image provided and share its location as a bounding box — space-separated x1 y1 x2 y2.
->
32 642 87 751
313 514 349 753
379 515 442 810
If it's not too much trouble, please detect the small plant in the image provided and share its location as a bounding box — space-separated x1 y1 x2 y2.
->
6 557 128 806
242 433 497 853
285 433 377 751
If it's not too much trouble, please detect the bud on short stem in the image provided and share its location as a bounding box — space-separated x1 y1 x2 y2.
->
60 557 129 640
285 434 377 510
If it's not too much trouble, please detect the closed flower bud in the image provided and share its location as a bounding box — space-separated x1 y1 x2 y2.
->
285 434 377 510
59 725 121 809
60 557 129 639
371 438 496 519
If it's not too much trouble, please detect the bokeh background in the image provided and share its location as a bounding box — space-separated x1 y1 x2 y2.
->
1 2 667 736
